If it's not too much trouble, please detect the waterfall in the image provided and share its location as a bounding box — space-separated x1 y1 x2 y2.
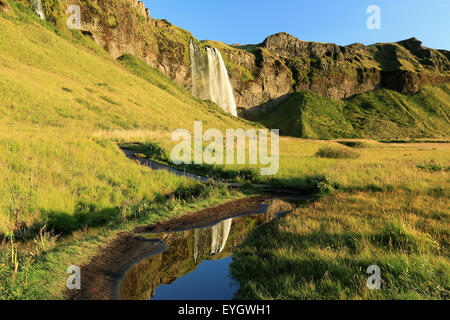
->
190 41 238 117
210 218 233 255
206 47 238 117
32 0 46 20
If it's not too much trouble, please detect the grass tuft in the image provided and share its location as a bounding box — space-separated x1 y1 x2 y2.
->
417 161 449 173
315 146 360 159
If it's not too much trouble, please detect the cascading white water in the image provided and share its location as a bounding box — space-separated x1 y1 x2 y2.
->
206 48 238 117
190 41 238 117
210 218 233 255
32 0 46 20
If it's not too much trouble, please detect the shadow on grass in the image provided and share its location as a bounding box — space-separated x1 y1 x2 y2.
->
43 207 119 236
121 142 345 194
2 183 228 241
122 141 263 183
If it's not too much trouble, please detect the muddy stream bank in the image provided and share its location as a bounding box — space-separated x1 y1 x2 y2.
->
72 150 310 300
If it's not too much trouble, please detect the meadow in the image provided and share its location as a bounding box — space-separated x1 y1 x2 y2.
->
230 140 449 300
127 136 449 300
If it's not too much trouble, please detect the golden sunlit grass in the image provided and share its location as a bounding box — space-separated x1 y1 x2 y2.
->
0 125 213 236
232 190 449 299
114 133 449 299
224 139 449 300
0 4 249 299
275 137 449 192
0 6 252 236
119 133 449 193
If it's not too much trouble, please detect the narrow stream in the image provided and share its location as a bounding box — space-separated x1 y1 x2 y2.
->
119 198 297 300
118 148 305 300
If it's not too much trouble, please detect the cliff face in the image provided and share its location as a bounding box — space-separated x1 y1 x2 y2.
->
40 0 450 113
227 33 450 115
72 0 192 86
0 0 9 12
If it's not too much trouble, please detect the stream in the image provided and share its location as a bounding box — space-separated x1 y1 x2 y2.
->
117 149 305 300
120 197 297 300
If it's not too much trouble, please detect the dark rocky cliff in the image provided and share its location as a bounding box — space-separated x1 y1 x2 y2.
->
0 0 9 12
71 0 193 86
228 33 450 115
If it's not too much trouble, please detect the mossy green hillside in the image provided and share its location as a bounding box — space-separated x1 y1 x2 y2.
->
255 85 450 139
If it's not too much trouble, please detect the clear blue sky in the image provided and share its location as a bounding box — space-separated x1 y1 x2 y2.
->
144 0 450 50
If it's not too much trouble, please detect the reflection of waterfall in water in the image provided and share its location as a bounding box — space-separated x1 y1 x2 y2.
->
193 229 200 264
190 41 238 117
120 198 298 300
32 0 46 20
210 218 233 254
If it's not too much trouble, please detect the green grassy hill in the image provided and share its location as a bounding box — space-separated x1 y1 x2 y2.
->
0 2 253 299
255 85 450 139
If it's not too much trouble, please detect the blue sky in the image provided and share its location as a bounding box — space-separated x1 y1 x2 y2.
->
144 0 450 50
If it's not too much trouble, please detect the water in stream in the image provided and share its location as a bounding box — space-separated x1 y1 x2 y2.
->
119 199 295 300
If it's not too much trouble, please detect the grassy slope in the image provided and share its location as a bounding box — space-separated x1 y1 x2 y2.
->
0 4 252 236
255 86 450 139
232 189 449 299
0 2 249 298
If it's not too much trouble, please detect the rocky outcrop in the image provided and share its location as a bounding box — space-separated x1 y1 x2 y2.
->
228 33 450 115
0 0 9 13
73 0 192 86
211 44 294 111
